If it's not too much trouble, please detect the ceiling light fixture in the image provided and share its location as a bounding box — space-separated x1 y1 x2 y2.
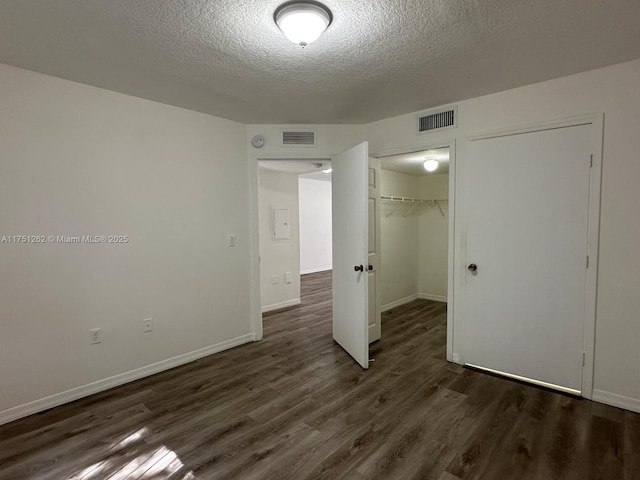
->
275 1 333 47
423 159 439 172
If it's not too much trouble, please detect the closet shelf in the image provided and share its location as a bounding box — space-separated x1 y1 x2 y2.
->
380 195 448 218
381 195 448 204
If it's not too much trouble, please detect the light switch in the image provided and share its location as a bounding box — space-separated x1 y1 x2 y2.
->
228 234 236 247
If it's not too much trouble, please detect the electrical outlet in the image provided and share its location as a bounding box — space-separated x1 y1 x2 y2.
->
285 272 292 284
90 328 102 345
144 318 153 333
228 234 236 247
271 275 279 285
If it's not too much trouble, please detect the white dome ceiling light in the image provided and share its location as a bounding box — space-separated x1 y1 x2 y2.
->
275 1 333 47
423 158 439 172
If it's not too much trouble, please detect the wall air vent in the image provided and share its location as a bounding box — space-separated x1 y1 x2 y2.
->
416 106 457 135
282 130 317 147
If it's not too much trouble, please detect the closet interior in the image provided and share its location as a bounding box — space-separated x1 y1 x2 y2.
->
379 148 450 311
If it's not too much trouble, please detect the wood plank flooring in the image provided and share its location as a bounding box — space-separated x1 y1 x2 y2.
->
1 270 639 479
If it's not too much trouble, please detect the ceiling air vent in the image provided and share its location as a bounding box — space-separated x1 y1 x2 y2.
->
282 130 317 147
416 106 458 135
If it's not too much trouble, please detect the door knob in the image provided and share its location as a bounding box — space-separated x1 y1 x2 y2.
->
354 265 364 272
467 263 478 272
367 264 374 271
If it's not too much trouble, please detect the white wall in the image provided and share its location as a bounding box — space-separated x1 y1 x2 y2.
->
379 170 449 307
0 64 252 424
246 124 365 158
299 177 332 274
379 170 420 307
418 175 449 300
258 168 301 312
366 58 640 411
6 54 639 423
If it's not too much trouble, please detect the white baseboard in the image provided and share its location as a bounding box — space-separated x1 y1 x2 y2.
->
592 389 640 414
300 267 332 275
0 333 255 427
418 293 448 303
381 294 420 312
262 298 301 313
382 293 448 313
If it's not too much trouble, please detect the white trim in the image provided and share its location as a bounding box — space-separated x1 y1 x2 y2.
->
300 266 332 275
455 113 603 398
0 333 255 426
381 293 448 313
581 113 604 401
446 141 457 363
381 294 420 312
418 293 448 303
250 150 347 342
370 139 454 159
466 363 582 396
261 298 301 313
467 113 601 142
593 390 640 414
453 135 467 368
249 153 263 341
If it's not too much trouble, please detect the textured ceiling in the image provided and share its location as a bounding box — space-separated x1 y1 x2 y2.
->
1 0 640 124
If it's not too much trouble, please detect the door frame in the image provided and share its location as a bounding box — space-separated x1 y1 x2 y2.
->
370 140 457 363
454 113 603 399
248 153 333 341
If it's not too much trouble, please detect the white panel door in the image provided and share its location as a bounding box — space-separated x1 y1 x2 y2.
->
368 158 381 343
461 125 591 393
332 142 370 368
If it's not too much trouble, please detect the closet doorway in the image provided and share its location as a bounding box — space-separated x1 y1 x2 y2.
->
377 147 451 345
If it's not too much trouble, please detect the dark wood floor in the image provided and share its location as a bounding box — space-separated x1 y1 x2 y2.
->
1 270 639 479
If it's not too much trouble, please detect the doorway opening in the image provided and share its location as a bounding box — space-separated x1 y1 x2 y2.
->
251 142 452 369
373 143 454 362
379 147 450 307
257 158 332 315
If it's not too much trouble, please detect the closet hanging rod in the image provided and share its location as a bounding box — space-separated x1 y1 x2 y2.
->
381 195 448 218
380 195 448 204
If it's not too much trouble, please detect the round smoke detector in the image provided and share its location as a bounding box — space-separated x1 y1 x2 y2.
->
251 135 265 148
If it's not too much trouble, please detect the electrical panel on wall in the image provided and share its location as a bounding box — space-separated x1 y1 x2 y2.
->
273 208 290 240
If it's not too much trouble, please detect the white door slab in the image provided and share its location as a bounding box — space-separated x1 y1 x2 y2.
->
332 142 370 368
460 124 592 393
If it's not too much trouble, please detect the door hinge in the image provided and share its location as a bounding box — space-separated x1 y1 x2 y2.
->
585 255 589 268
589 155 593 167
582 352 586 366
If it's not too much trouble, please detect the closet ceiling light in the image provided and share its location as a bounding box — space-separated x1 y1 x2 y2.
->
275 1 333 47
423 159 439 172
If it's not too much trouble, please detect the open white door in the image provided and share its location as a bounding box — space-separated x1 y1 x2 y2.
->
332 142 370 368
